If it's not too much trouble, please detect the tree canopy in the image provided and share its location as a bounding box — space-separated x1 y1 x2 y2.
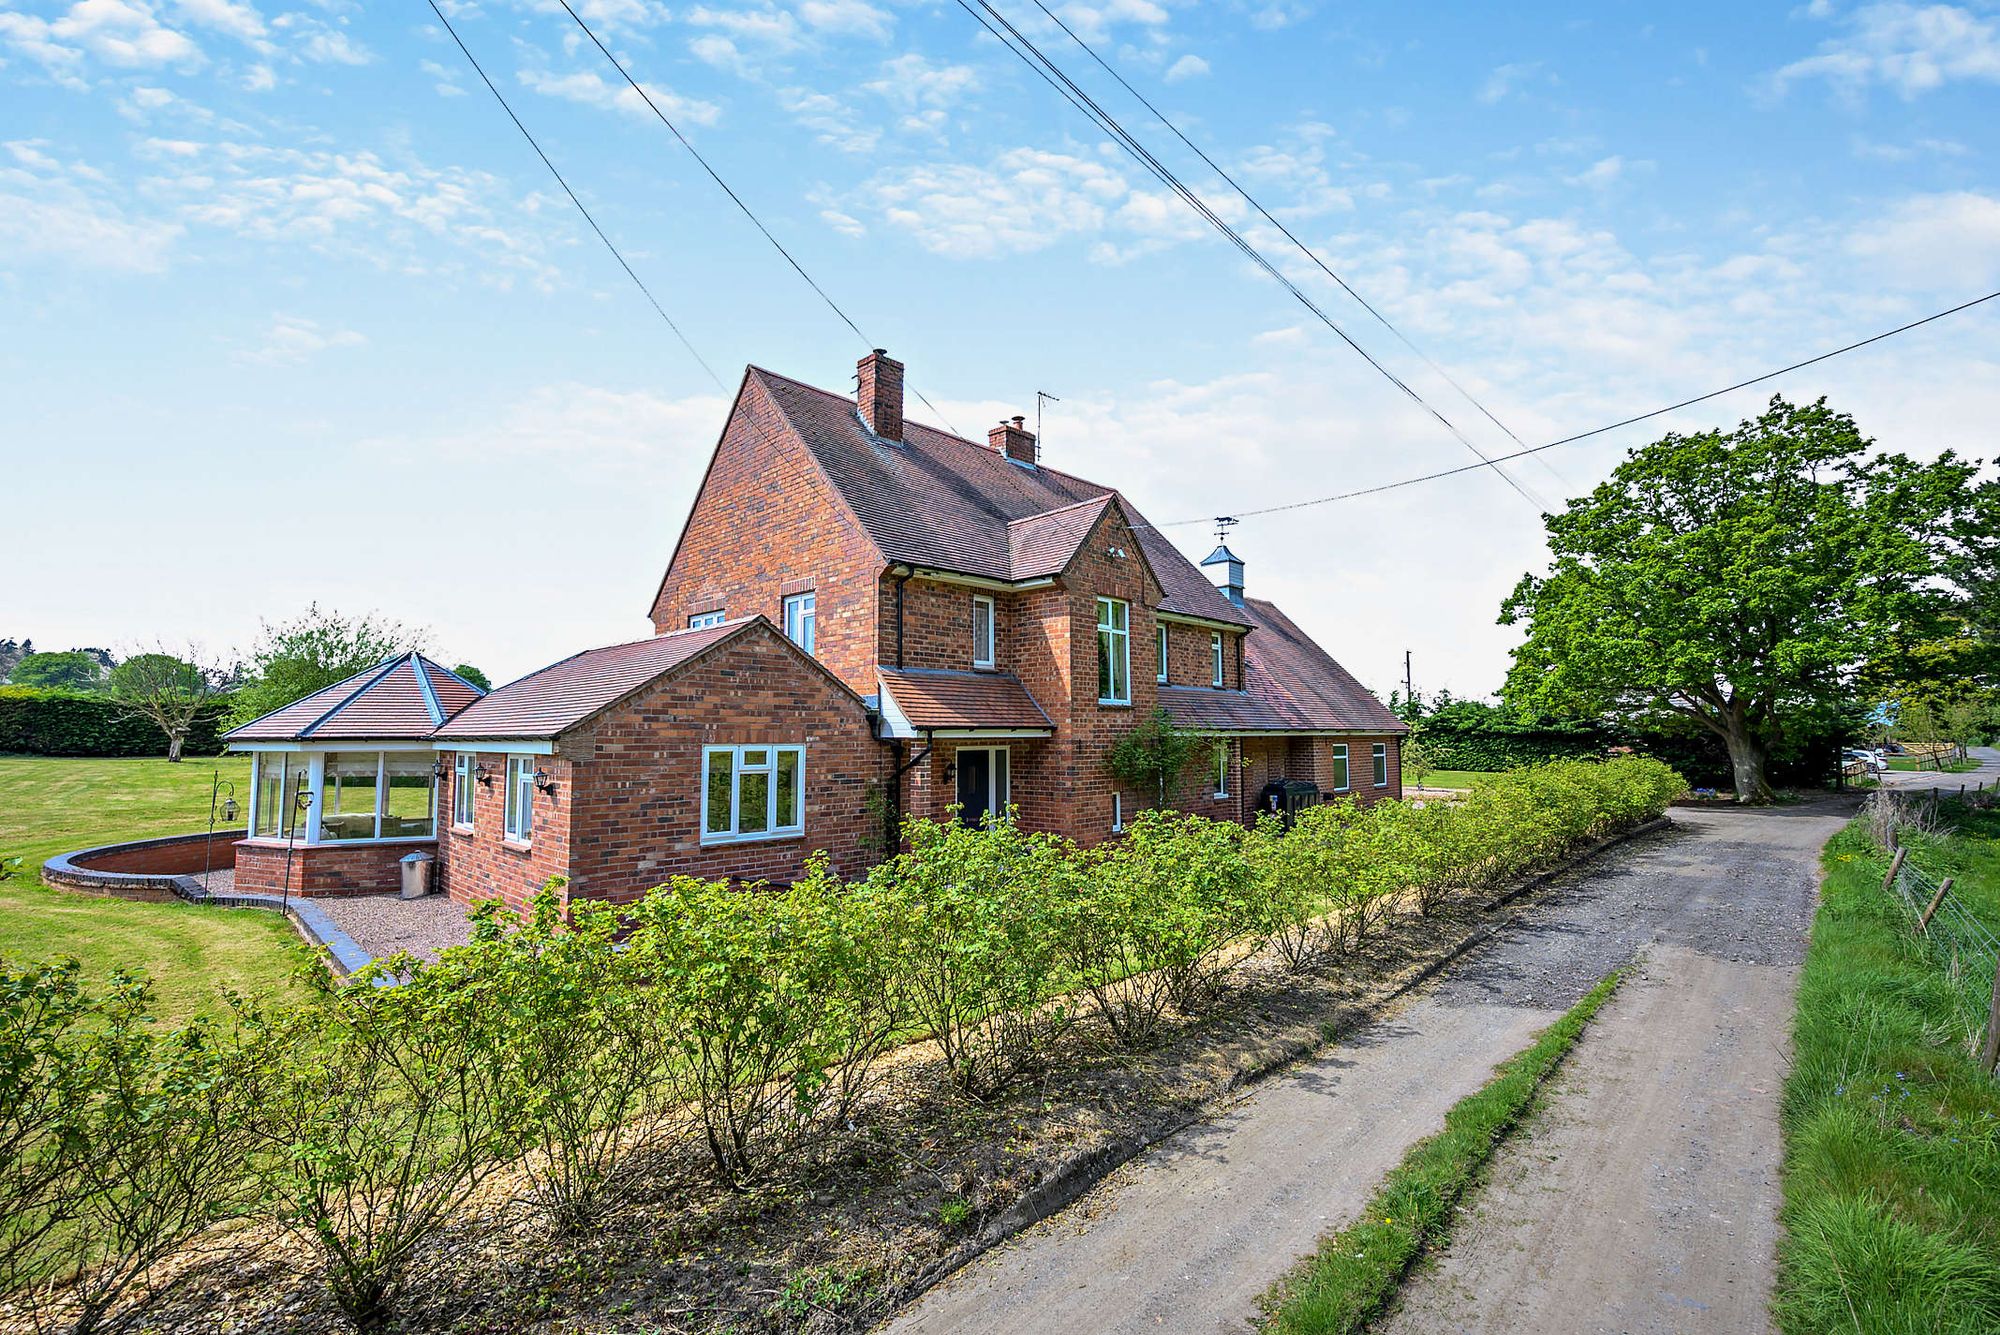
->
7 651 108 692
107 650 223 762
228 606 425 726
1500 396 1980 802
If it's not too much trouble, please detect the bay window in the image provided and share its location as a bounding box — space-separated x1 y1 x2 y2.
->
1097 597 1129 705
702 744 804 843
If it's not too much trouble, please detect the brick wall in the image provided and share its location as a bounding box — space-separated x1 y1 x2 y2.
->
1161 620 1244 690
440 626 883 913
436 755 575 914
234 838 423 897
651 374 885 696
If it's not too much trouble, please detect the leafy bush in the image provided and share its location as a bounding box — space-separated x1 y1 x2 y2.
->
428 885 677 1232
631 858 898 1185
229 960 522 1330
864 814 1079 1099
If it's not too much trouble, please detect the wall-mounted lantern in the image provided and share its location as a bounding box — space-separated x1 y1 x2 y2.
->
534 768 558 796
475 764 494 787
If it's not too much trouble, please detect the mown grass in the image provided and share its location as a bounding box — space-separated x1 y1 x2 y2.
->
1776 809 2000 1335
1259 968 1625 1334
1885 756 1980 774
0 755 301 1025
1403 769 1500 791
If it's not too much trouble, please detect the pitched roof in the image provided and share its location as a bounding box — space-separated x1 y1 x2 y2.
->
433 620 750 742
1158 684 1295 732
879 667 1055 732
749 368 1253 626
1241 599 1407 734
226 654 485 742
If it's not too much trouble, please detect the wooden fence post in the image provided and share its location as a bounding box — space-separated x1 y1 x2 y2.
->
1882 847 1908 894
1982 960 2000 1075
1918 877 1954 934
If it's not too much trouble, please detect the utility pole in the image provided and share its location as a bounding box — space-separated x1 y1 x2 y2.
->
1404 650 1415 710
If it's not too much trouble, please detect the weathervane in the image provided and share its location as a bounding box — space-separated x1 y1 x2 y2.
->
1214 515 1238 546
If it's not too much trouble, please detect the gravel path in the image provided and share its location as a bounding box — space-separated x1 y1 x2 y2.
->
880 799 1854 1335
311 893 472 963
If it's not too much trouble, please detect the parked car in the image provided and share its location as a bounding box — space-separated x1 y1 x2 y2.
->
1883 742 1908 755
1843 749 1888 773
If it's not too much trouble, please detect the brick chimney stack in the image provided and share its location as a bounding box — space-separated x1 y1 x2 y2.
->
857 349 904 442
988 415 1037 465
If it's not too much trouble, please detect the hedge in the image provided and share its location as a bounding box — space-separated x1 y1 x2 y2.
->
0 688 233 759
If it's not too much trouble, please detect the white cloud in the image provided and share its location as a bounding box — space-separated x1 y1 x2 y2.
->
1772 3 2000 98
1053 0 1169 43
362 382 731 462
239 314 366 366
797 0 892 40
1478 61 1540 104
241 61 273 89
0 0 203 87
1568 155 1634 187
778 87 878 153
684 4 799 46
1850 134 1969 160
1844 191 2000 287
1163 53 1209 82
0 141 182 270
865 52 979 111
517 67 722 125
172 0 264 45
298 27 370 65
866 148 1134 259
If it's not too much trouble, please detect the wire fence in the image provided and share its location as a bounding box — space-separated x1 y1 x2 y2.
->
1879 827 2000 1071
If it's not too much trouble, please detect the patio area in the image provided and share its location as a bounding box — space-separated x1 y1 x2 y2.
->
187 868 473 965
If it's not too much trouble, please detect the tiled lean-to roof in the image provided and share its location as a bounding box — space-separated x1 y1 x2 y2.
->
225 654 485 742
433 620 751 741
747 368 1254 627
878 667 1055 733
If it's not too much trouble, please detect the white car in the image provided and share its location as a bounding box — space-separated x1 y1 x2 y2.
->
1843 749 1888 773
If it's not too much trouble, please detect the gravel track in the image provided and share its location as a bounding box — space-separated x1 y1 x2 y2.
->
880 798 1854 1335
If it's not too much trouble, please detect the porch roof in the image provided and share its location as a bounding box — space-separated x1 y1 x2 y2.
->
878 667 1054 734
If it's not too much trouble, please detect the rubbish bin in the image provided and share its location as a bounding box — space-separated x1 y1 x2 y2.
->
399 850 435 900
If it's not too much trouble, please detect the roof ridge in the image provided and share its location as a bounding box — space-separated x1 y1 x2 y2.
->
1007 493 1114 528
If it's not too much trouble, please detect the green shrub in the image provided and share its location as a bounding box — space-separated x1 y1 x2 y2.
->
0 687 232 759
631 857 898 1185
865 813 1079 1099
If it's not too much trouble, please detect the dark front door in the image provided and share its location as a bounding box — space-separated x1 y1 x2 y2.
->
956 748 992 828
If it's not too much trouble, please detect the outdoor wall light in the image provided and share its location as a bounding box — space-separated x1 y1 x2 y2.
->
431 758 449 781
534 768 558 795
942 760 956 783
475 764 494 787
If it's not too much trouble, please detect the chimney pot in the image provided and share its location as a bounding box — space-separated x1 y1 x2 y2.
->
987 414 1038 466
857 350 904 442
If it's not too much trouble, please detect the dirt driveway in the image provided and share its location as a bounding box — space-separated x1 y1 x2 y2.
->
880 799 1854 1335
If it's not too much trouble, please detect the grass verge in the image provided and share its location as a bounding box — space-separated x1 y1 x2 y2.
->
0 755 299 1024
1403 769 1501 791
1259 967 1625 1334
1885 756 1979 774
1775 808 2000 1335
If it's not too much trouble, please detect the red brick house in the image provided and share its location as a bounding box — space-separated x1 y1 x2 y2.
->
225 352 1403 907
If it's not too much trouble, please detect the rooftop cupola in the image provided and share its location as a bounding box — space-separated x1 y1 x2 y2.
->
1201 525 1244 607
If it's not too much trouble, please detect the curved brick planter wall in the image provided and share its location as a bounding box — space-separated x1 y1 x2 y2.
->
42 830 243 902
41 831 375 976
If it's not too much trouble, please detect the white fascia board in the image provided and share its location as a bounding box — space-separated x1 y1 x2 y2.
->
875 680 922 740
228 739 435 753
429 738 557 756
1157 611 1249 633
899 566 1059 594
931 728 1053 740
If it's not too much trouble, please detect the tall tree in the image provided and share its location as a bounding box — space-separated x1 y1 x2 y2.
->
7 651 108 692
1500 396 1977 802
107 649 223 762
229 606 425 726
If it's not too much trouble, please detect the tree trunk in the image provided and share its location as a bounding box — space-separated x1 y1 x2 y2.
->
1723 723 1775 804
166 732 185 763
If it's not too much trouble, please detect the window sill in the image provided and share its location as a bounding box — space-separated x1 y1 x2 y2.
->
1097 700 1132 709
450 825 474 838
699 829 805 848
501 839 534 854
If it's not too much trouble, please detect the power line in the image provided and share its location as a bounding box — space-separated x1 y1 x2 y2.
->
1023 0 1563 489
553 0 963 437
1146 288 2000 528
425 0 722 390
952 0 1546 509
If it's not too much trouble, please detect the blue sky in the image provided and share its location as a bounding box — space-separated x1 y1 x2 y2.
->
5 0 1998 697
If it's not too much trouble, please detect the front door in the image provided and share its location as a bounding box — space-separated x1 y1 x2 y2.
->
955 746 1010 828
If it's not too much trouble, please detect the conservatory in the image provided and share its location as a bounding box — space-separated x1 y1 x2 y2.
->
223 653 485 897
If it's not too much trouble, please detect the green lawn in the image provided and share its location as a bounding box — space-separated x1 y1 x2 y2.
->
0 756 302 1025
1886 755 1980 774
1405 769 1499 791
1776 805 2000 1333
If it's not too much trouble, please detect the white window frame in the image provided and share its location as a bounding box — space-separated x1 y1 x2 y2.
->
1111 791 1124 833
1097 597 1130 705
1373 742 1389 788
954 745 1011 825
971 594 996 669
505 756 534 844
783 592 816 655
452 752 475 830
1331 744 1351 793
1211 631 1225 688
1156 623 1168 683
701 744 805 845
1213 742 1230 798
687 609 726 629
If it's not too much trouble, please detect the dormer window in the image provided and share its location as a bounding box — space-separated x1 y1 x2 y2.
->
1211 631 1225 688
972 594 995 669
